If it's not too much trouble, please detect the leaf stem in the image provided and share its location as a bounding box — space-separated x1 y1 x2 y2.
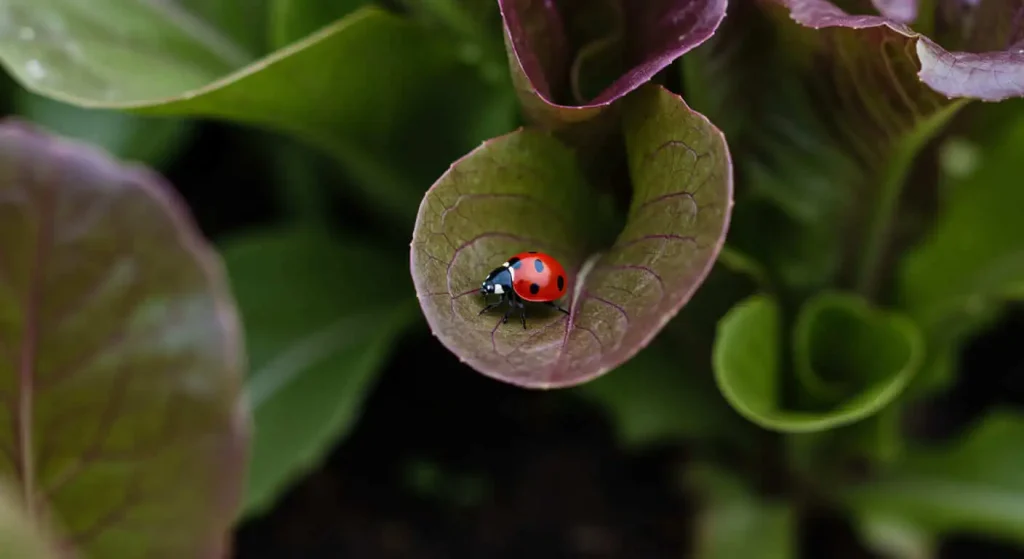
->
855 101 965 298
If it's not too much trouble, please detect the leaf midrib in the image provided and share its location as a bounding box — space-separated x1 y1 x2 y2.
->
16 189 54 520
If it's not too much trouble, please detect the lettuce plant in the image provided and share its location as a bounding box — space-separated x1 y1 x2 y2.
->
0 0 1022 556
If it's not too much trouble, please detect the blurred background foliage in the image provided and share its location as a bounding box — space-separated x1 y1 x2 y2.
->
0 0 1023 557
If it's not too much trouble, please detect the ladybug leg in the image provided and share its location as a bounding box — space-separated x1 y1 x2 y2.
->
519 300 527 329
478 299 504 316
501 293 515 324
546 301 570 315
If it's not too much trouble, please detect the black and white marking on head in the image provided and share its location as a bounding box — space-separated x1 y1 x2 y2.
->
529 283 540 295
534 258 544 273
557 275 565 290
493 284 505 294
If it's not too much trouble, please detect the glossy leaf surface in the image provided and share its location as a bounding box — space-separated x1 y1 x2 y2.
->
0 6 507 221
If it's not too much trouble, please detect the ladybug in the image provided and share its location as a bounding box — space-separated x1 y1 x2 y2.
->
479 251 570 329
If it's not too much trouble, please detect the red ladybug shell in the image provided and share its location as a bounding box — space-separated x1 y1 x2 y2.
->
506 251 568 303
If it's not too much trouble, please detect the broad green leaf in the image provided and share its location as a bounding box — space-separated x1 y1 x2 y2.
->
0 6 512 222
410 84 732 388
898 113 1024 395
714 292 923 432
0 0 250 99
687 462 796 559
839 410 1024 548
222 227 417 519
176 0 270 56
0 477 62 559
13 92 193 169
267 0 370 49
0 120 247 556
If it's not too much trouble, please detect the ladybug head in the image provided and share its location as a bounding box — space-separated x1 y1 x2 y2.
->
480 266 510 296
481 278 502 295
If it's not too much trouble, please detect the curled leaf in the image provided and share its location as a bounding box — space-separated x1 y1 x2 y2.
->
0 120 248 557
498 0 727 128
775 0 1024 102
713 293 923 432
410 84 732 388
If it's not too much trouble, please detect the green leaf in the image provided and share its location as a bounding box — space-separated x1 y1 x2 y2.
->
898 113 1024 395
222 227 417 519
714 292 923 432
410 84 733 388
0 120 247 556
0 477 62 559
839 410 1024 549
268 0 370 49
13 91 193 169
175 0 271 56
0 5 512 222
687 462 797 559
0 0 251 99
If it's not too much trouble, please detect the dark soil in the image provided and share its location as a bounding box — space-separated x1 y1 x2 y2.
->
232 326 696 559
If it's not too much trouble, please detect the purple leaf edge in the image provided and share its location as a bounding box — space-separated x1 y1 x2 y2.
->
497 0 729 112
775 0 1024 102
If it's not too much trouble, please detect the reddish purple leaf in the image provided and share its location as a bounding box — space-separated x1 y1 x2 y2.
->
776 0 1024 101
410 84 732 388
498 0 727 129
871 0 918 23
0 120 248 557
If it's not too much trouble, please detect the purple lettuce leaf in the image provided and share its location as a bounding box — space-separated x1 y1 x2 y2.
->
410 84 732 388
0 477 63 558
498 0 727 129
776 0 1024 101
870 0 918 23
695 1 972 298
0 120 248 557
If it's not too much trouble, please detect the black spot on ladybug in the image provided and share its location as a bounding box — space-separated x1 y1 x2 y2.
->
529 283 540 295
534 259 544 273
509 257 522 269
528 251 537 253
557 275 565 290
